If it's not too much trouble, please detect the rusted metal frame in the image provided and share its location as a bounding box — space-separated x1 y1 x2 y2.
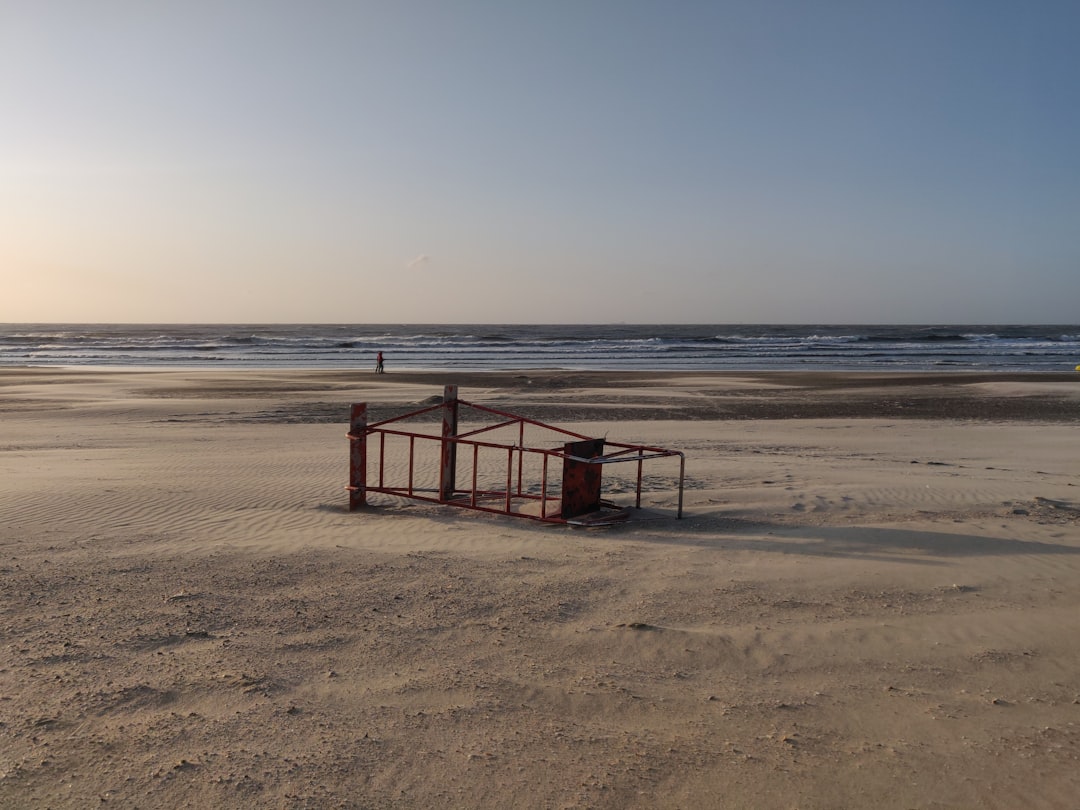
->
363 428 595 518
364 401 448 430
366 489 440 503
370 428 684 512
356 492 567 524
541 453 549 518
591 444 673 462
568 447 685 518
517 444 557 510
539 440 680 465
599 443 676 458
564 451 679 464
527 445 564 520
357 489 617 526
463 487 530 499
455 399 595 442
362 486 570 526
445 500 566 524
364 398 591 446
360 488 454 509
517 421 525 496
453 486 567 523
364 439 563 519
450 415 547 499
471 444 479 508
407 435 415 496
505 447 513 512
365 425 442 442
677 452 685 518
366 427 533 497
363 397 597 443
378 432 386 488
370 425 541 456
355 406 686 521
452 417 523 441
537 446 687 519
636 455 644 509
369 484 548 500
452 417 573 459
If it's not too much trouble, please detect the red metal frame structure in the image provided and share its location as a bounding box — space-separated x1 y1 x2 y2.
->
347 385 685 525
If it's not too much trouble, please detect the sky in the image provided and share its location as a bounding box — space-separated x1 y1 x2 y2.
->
2 1 1078 324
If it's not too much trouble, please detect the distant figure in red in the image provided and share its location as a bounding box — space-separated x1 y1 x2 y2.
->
375 351 385 374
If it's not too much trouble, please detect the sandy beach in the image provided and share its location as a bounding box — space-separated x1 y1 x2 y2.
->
2 368 1080 809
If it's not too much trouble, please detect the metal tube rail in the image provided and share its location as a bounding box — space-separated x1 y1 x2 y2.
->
349 392 685 524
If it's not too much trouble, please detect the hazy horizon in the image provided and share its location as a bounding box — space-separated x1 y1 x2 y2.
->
4 319 1080 329
4 2 1078 324
4 320 1078 327
6 322 1077 373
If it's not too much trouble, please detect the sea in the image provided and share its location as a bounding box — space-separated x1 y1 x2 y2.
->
2 324 1079 373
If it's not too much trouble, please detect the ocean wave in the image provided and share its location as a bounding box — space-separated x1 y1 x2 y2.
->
4 324 1079 372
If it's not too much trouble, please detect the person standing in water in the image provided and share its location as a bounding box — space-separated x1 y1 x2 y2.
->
375 351 385 374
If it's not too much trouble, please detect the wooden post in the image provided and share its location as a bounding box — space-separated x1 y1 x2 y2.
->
349 403 367 510
439 384 459 501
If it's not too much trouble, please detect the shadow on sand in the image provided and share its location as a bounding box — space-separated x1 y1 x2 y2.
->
612 513 1080 564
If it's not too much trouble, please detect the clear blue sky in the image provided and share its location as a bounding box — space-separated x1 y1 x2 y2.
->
3 1 1078 324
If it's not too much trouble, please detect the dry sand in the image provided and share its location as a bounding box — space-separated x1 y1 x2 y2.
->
2 368 1080 809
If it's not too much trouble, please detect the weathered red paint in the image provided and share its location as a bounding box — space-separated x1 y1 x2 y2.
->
560 438 605 519
346 388 684 525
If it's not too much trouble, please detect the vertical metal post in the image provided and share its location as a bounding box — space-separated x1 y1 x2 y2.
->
408 435 415 495
505 447 513 513
541 452 549 518
349 403 367 511
471 443 479 507
516 421 525 495
677 453 685 518
440 384 459 502
635 454 644 509
378 432 386 488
